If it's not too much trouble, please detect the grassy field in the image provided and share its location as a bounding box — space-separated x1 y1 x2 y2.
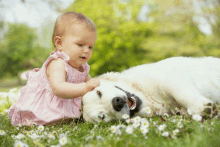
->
0 87 220 147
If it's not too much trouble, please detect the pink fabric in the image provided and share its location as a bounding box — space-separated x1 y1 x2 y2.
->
8 50 90 126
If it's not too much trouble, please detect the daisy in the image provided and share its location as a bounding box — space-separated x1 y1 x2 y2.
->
59 136 67 146
96 135 103 140
26 119 32 125
117 125 126 129
50 145 61 147
59 133 66 138
145 107 152 114
161 131 169 137
140 127 149 135
38 125 44 132
141 120 150 128
122 114 129 119
14 140 29 147
177 122 183 128
133 116 141 123
163 113 169 117
16 133 25 140
187 109 192 115
48 133 56 140
29 133 38 140
192 114 202 122
0 130 6 136
125 126 133 134
132 122 140 128
173 129 179 135
110 125 117 133
125 119 131 124
158 124 166 131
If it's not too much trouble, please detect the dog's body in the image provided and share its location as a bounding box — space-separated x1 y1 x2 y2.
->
83 57 220 123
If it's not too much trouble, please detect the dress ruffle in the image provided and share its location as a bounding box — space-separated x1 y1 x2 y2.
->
8 51 89 126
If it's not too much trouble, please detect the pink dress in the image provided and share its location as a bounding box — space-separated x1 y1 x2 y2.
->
8 51 90 126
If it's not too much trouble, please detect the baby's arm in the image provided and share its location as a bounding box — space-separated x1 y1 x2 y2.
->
47 58 99 99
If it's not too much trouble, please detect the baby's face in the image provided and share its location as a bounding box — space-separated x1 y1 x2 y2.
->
61 23 97 68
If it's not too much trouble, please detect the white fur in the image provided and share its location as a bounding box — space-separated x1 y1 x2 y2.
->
82 57 220 123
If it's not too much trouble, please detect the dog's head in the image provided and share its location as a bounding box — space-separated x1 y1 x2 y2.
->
82 81 142 123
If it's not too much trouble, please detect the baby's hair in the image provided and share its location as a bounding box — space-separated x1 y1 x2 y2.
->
52 12 96 46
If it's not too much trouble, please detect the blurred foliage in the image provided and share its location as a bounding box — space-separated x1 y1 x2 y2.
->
0 23 50 78
66 0 220 77
1 0 220 78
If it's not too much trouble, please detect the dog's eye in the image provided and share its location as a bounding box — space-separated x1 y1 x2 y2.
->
97 90 102 98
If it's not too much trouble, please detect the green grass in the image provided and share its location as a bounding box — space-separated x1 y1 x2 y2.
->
0 113 220 147
0 87 220 147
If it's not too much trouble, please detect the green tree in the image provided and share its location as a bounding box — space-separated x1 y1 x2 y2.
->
0 23 49 78
67 0 152 76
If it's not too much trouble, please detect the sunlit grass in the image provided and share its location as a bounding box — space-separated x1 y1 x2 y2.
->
0 88 220 147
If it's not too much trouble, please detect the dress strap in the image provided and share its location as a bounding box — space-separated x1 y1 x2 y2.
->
43 50 70 78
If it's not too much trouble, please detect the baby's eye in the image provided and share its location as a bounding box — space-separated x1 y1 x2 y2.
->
77 44 83 47
89 46 93 49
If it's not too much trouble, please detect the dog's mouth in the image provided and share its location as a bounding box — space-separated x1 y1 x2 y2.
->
127 97 136 110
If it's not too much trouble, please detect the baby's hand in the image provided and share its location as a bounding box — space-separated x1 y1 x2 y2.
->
86 79 100 92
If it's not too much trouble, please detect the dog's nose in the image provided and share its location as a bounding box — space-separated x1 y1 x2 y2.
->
112 97 126 111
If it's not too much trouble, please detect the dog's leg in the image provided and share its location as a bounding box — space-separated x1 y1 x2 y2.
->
169 83 218 117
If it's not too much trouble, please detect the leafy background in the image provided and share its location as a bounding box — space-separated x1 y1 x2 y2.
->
0 0 220 82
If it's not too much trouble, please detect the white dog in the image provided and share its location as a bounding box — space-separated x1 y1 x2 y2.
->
82 57 219 123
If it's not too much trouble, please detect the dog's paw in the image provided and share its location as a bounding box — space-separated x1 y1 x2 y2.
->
202 103 218 119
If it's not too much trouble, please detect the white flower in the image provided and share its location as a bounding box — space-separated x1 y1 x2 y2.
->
38 125 44 132
171 118 176 123
29 133 39 140
132 122 140 128
133 116 141 123
26 131 32 137
85 136 93 142
163 113 169 117
0 92 8 98
48 133 56 140
50 145 61 147
145 107 152 114
177 122 183 128
173 129 179 135
125 126 133 134
26 119 32 125
117 125 126 130
141 118 148 123
0 130 6 136
96 135 103 140
14 140 29 147
125 119 131 124
110 125 117 133
16 133 25 140
140 127 149 135
122 114 129 119
161 131 169 137
59 133 66 139
59 136 67 146
187 109 192 115
192 114 202 122
158 124 166 131
141 121 150 128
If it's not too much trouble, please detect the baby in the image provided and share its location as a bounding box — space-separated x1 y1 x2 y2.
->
8 12 100 126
